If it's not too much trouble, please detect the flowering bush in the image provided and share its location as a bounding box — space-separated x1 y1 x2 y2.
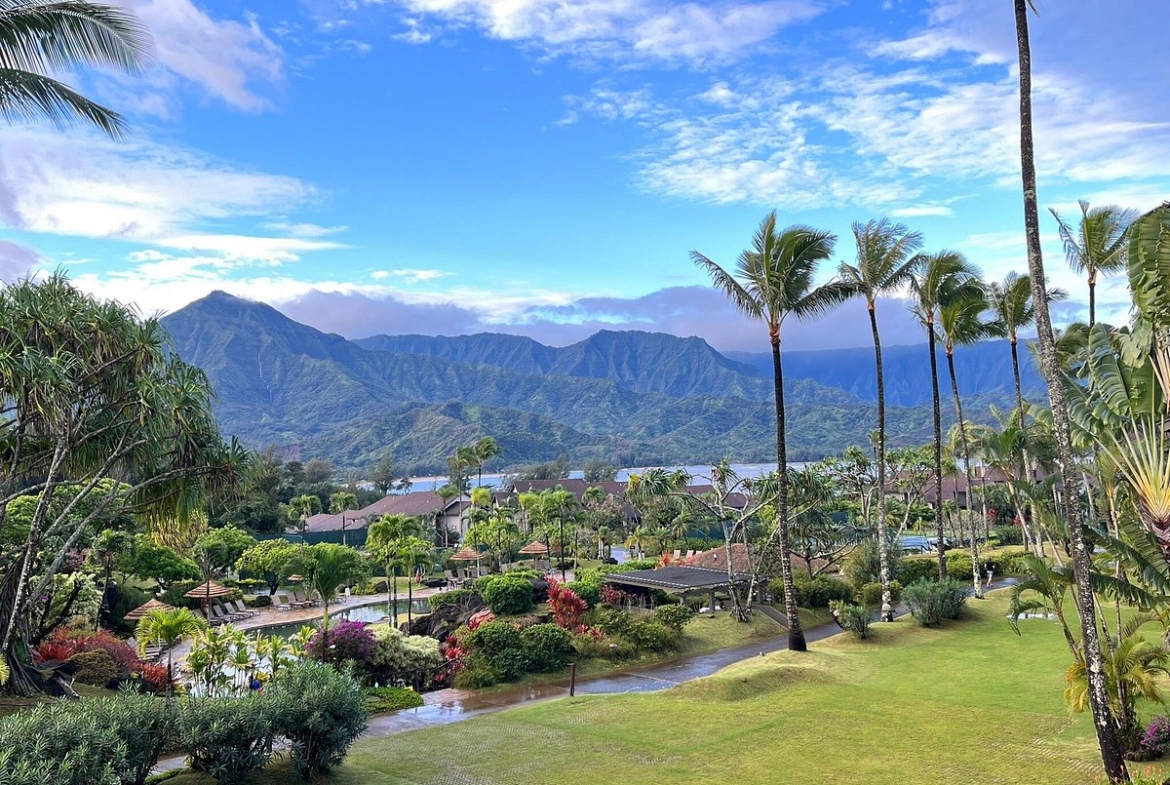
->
133 662 172 693
306 621 378 680
546 579 587 630
600 585 633 609
367 624 443 684
1141 715 1170 757
36 627 139 670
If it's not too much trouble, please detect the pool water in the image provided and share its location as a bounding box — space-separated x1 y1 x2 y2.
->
256 599 431 639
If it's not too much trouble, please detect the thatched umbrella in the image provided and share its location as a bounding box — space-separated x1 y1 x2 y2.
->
123 598 175 622
519 540 549 571
184 580 233 610
451 545 482 578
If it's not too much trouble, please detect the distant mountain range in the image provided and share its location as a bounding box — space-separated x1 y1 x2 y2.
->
161 292 1042 474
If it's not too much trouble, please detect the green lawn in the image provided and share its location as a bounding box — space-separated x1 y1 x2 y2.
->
169 590 1156 785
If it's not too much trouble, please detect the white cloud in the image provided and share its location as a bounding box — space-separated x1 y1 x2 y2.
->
0 127 316 255
387 268 453 283
383 0 825 65
113 0 284 112
890 204 954 217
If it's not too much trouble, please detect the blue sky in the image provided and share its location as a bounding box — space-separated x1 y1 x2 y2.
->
0 0 1167 351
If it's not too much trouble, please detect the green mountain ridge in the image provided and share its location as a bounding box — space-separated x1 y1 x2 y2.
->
162 292 979 473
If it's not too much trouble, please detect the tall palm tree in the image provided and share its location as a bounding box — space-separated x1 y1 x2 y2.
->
1013 1 1126 775
839 219 923 621
693 211 850 651
937 288 995 597
368 514 424 625
910 251 982 580
1050 201 1138 326
135 606 207 699
0 0 151 138
471 436 502 488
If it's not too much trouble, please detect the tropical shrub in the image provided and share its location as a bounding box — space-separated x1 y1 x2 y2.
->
85 695 178 785
653 604 695 632
69 649 127 686
453 658 501 689
857 580 902 608
364 686 425 713
265 662 369 780
179 696 274 783
305 621 378 680
547 579 588 629
566 576 602 608
367 624 443 682
37 627 139 671
621 619 679 653
843 540 901 588
464 620 530 682
902 578 967 626
521 623 573 672
898 556 941 586
428 588 480 609
479 574 535 615
991 525 1024 546
788 574 854 608
830 601 870 640
0 701 126 785
1141 715 1170 758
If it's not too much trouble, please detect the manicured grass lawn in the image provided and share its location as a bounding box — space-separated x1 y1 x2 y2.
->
169 590 1150 785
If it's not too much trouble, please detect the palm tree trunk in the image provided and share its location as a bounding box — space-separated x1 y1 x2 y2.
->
929 322 947 580
1014 0 1126 777
868 306 894 622
1011 334 1043 556
771 332 806 651
1088 273 1096 327
946 348 982 599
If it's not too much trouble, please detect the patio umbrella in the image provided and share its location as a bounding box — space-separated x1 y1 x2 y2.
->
519 541 549 571
184 580 233 610
451 546 482 577
123 598 174 622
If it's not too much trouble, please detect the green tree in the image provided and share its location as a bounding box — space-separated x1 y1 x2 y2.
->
839 218 923 622
135 606 208 698
0 0 151 138
370 450 402 495
0 276 243 694
130 536 201 589
1012 3 1126 772
1051 201 1138 326
236 539 298 595
290 544 368 631
191 526 256 579
582 458 618 483
367 514 424 625
303 458 335 484
910 251 982 579
693 212 850 650
329 491 358 514
937 286 995 597
470 436 502 488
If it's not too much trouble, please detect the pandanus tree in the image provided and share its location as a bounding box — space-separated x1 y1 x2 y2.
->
1051 201 1138 326
1013 0 1127 775
910 251 982 579
0 276 245 695
839 219 923 621
693 212 851 650
136 607 208 699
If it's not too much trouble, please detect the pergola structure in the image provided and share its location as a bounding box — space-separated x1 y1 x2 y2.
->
602 565 753 610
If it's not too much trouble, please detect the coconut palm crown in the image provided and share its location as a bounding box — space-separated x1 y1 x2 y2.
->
0 0 152 138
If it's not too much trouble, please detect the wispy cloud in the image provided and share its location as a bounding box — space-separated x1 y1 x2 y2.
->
364 0 826 66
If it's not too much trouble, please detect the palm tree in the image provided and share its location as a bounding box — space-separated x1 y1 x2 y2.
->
0 0 151 138
1050 201 1138 326
1013 1 1126 775
910 251 982 580
368 514 424 625
937 288 995 597
693 212 850 651
291 543 368 631
135 606 208 698
471 436 502 488
839 219 923 621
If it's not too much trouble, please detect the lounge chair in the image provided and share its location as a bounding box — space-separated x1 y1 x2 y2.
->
443 570 460 589
211 604 244 623
672 550 681 559
199 608 223 626
291 592 315 608
272 594 293 612
232 600 259 618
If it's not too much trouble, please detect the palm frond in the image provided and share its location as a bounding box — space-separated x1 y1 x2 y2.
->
0 66 126 136
0 0 152 74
